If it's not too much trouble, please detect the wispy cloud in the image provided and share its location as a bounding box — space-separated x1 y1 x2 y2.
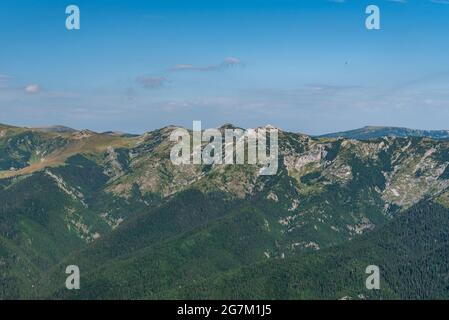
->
169 57 243 72
136 76 169 89
305 83 362 93
133 57 243 92
430 0 449 4
0 74 12 88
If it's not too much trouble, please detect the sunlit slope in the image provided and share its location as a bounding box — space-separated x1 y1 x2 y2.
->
1 123 449 299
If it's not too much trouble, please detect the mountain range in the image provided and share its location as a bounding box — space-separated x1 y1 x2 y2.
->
1 122 449 299
318 126 449 140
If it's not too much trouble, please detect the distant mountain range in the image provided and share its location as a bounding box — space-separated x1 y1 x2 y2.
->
9 123 449 140
2 122 449 299
319 126 449 140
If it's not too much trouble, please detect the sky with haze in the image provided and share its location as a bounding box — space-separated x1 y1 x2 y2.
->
1 0 449 134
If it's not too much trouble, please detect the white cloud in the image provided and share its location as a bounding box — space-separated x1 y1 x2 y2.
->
25 84 41 94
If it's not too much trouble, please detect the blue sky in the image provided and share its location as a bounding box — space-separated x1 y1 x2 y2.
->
1 0 449 134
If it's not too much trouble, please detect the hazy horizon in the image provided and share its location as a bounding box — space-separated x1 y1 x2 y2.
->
4 120 449 137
